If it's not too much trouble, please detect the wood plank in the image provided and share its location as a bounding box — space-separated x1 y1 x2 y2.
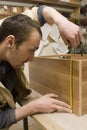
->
19 89 87 130
29 58 71 103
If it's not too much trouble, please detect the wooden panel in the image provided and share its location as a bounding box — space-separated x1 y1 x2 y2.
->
82 61 87 115
72 61 80 115
29 58 71 103
70 0 81 5
1 0 80 8
29 54 87 116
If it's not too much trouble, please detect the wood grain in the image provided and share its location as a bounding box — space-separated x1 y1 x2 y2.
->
29 54 87 116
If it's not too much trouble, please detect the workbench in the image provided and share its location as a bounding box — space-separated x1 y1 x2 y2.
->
19 89 87 130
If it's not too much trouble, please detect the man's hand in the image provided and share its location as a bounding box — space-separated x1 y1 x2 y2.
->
30 93 72 113
57 19 82 48
43 6 82 48
15 93 72 122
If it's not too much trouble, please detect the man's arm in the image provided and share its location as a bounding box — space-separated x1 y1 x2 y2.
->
0 5 82 48
41 6 82 48
15 93 72 122
23 5 82 48
27 5 82 48
0 108 16 128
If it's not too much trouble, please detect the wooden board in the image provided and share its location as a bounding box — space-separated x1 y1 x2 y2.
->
19 89 87 130
29 54 87 115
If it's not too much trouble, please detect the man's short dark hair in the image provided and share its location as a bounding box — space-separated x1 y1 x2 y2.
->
0 14 42 47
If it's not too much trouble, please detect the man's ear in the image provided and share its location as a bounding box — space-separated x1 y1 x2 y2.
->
6 35 15 48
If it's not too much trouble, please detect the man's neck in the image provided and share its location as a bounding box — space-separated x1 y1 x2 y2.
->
0 46 6 61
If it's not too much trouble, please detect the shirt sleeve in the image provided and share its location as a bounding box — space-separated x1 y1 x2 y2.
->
0 108 16 128
37 5 46 26
22 5 46 26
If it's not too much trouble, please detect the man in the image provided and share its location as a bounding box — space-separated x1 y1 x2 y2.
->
0 5 81 129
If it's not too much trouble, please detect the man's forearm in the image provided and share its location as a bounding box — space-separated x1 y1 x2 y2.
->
15 101 38 121
42 6 67 26
15 94 72 122
42 6 82 48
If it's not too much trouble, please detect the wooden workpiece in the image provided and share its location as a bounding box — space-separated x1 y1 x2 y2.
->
19 89 87 130
29 54 87 116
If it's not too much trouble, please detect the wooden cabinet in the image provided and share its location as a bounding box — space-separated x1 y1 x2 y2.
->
0 5 23 19
29 54 87 116
0 0 81 21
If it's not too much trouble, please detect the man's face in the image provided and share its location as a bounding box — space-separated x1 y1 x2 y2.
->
8 29 41 68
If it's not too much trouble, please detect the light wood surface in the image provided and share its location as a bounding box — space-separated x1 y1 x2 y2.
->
19 89 87 130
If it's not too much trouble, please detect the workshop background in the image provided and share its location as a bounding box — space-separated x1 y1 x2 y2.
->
0 0 86 130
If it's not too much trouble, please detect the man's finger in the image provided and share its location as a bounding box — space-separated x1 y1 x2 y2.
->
56 106 72 113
